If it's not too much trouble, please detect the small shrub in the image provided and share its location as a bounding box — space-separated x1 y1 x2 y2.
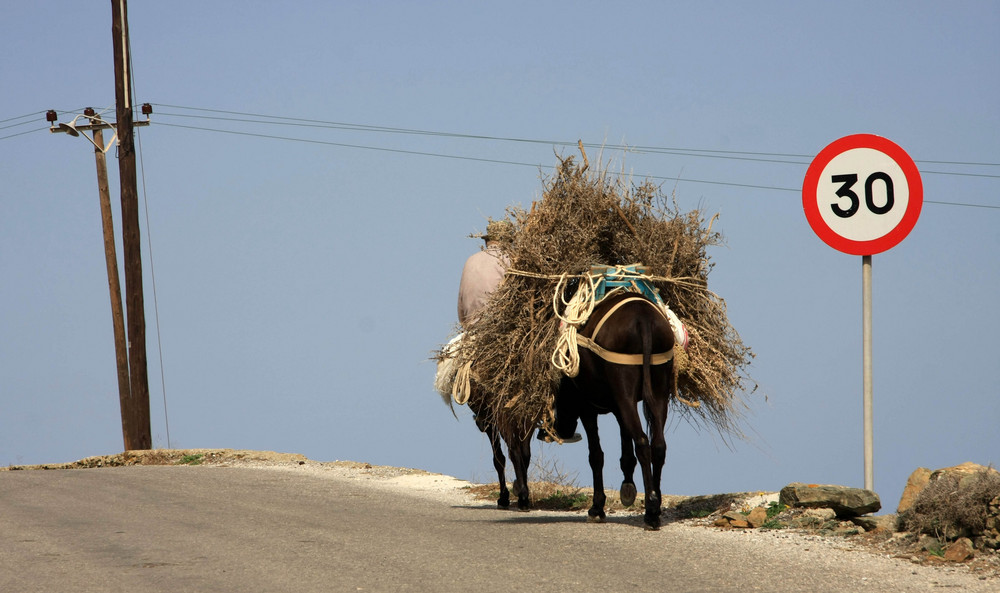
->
177 453 204 466
536 490 590 510
766 501 788 519
528 448 579 489
901 468 1000 540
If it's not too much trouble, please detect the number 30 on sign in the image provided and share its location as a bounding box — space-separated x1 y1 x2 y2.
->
802 134 923 256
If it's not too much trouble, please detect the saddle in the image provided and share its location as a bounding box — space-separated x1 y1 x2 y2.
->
589 264 688 350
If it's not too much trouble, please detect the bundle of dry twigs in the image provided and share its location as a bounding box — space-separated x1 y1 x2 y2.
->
442 150 755 439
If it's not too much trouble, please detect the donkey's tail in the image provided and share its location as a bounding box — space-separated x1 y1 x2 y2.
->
641 317 655 407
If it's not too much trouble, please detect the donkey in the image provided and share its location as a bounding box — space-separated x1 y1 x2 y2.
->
553 291 676 530
468 390 535 511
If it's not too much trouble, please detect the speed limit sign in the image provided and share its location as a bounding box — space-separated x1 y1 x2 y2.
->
803 134 923 255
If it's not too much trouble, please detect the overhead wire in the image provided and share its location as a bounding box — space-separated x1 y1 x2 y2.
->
0 107 95 140
147 105 1000 208
8 103 998 208
150 103 1000 170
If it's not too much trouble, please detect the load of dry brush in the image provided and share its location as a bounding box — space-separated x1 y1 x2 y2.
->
444 152 755 439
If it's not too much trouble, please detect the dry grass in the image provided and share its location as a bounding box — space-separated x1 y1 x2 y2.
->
440 151 755 440
901 468 1000 540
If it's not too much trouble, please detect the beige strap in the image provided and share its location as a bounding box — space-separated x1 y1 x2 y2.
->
576 336 674 366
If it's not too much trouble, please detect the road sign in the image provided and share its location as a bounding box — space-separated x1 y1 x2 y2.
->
803 134 923 256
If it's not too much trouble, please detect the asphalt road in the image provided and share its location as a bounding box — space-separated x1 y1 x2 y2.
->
0 464 992 592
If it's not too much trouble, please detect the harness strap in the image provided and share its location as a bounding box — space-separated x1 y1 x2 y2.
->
577 336 674 365
580 296 674 366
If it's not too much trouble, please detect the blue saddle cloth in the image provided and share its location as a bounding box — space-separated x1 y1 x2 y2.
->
590 264 663 306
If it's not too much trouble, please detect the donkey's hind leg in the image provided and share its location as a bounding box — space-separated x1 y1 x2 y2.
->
619 419 638 507
482 421 510 508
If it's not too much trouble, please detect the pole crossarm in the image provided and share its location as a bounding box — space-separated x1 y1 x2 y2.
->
49 114 149 153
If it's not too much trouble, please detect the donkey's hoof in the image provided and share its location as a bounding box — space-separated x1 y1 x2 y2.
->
587 510 606 523
620 482 637 507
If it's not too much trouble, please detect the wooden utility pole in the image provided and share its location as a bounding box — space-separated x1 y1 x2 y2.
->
90 121 133 429
111 0 151 450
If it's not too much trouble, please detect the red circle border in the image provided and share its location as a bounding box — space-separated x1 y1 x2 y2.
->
802 134 923 256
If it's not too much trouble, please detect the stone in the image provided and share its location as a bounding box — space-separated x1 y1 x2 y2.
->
803 508 837 521
722 510 745 523
779 483 881 518
943 538 975 563
790 515 823 529
930 462 999 485
897 467 932 514
746 506 769 528
918 535 942 553
851 514 898 533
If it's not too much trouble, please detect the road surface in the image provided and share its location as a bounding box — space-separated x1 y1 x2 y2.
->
0 462 993 592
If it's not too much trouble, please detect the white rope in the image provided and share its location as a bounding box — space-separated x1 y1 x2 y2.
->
452 361 473 405
551 273 599 377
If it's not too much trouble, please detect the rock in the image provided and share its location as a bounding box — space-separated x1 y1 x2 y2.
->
943 538 975 563
827 521 863 537
722 510 745 522
730 519 750 529
790 515 822 529
930 462 999 485
851 514 898 533
779 483 881 518
789 508 837 529
803 507 837 521
897 467 932 514
918 535 943 556
746 506 769 528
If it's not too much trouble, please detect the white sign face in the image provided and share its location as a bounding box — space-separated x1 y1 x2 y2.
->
816 147 910 242
803 134 923 256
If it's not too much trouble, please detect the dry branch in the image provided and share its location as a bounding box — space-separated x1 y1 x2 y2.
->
439 152 755 439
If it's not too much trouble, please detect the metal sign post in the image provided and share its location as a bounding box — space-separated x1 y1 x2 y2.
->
803 134 923 492
862 255 873 490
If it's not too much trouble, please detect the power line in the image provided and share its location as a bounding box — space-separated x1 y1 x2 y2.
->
154 110 1000 178
0 126 47 141
153 119 1000 205
2 107 97 125
155 121 546 169
155 120 809 192
0 110 51 125
151 103 1000 170
13 103 1000 209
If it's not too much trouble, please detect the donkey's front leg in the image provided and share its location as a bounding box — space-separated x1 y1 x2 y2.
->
580 413 606 522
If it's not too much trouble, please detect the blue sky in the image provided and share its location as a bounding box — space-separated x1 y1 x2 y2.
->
2 1 997 511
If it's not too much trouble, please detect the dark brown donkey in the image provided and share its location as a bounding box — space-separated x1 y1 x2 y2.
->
553 291 676 529
468 390 535 511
